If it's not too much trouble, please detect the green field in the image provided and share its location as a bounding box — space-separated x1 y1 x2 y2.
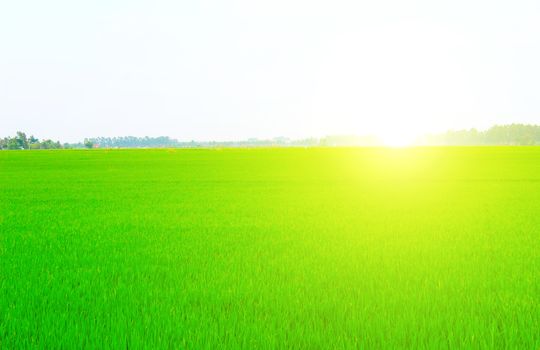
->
1 148 539 348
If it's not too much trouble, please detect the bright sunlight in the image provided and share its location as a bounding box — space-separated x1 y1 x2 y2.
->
378 130 417 147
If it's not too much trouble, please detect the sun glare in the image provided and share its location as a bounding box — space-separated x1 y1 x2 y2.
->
379 131 416 148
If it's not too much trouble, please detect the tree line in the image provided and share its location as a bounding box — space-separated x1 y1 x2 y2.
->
0 132 65 150
86 136 178 148
2 124 540 149
419 124 540 145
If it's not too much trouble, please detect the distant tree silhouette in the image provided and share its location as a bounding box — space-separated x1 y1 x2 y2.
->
84 139 94 149
420 124 540 145
3 124 540 150
0 132 63 150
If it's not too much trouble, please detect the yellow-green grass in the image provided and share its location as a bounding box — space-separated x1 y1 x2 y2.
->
1 148 539 348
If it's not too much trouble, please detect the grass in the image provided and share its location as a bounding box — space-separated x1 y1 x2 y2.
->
1 147 539 348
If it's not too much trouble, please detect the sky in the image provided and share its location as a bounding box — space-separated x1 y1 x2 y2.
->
1 0 540 143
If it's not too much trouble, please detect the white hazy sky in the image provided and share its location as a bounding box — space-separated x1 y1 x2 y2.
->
1 0 540 142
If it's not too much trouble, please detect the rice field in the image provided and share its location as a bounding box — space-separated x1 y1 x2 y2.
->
1 147 539 348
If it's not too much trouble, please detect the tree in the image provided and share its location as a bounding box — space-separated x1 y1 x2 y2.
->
84 139 94 149
14 131 29 149
6 137 21 150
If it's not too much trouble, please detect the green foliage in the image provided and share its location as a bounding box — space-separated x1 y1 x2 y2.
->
15 131 29 149
5 137 21 150
39 139 62 149
84 139 94 149
0 131 28 149
422 124 540 145
0 132 63 150
1 148 539 348
4 124 540 150
86 136 177 148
